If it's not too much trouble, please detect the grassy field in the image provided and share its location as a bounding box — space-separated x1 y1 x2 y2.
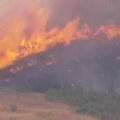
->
0 91 98 120
47 89 120 120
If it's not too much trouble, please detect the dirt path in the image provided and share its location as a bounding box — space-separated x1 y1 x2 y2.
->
0 91 99 120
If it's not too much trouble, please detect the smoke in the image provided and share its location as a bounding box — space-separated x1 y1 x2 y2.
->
50 0 120 27
0 0 51 19
0 0 119 25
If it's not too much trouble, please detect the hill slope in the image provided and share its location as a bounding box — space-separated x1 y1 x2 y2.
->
0 40 120 92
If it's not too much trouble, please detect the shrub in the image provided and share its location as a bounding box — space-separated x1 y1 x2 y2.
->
10 105 17 112
46 89 120 120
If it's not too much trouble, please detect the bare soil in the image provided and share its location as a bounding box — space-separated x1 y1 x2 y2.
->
0 91 99 120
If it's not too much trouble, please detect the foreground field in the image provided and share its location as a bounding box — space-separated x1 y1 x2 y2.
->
0 91 98 120
47 90 120 120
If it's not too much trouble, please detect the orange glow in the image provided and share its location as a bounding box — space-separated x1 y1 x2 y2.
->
0 1 120 69
93 24 120 40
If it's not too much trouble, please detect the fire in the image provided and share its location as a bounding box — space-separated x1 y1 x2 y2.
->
0 1 120 69
93 24 120 39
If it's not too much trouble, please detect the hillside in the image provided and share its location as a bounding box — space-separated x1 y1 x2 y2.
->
0 40 120 92
0 91 99 120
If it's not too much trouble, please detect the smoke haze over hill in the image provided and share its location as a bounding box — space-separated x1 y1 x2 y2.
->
0 0 120 93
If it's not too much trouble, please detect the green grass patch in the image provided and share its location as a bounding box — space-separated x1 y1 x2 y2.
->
46 89 120 120
10 105 17 112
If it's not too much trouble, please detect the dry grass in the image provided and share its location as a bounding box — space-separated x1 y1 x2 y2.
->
0 91 99 120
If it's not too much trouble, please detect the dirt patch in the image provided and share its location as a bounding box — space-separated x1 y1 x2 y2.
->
0 91 99 120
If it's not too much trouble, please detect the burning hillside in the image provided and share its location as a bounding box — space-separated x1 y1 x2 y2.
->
0 39 120 92
0 0 120 92
0 0 120 69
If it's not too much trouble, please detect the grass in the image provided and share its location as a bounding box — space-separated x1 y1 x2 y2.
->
0 91 98 120
46 89 120 120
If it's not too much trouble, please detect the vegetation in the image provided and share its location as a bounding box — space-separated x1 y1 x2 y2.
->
47 89 120 120
0 92 94 120
10 105 17 112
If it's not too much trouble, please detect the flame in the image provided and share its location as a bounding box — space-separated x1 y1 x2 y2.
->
0 1 120 69
93 24 120 39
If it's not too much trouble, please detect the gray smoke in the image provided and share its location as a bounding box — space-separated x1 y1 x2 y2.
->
0 0 119 25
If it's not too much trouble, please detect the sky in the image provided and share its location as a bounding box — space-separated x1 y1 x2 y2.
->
0 0 119 25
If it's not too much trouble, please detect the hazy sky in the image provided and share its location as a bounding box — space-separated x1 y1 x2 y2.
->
50 0 120 26
0 0 119 26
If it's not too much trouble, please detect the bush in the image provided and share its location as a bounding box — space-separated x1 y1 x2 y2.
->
10 105 17 112
46 89 120 120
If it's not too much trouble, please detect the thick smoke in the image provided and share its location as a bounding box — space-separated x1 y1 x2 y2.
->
0 0 51 20
50 0 120 27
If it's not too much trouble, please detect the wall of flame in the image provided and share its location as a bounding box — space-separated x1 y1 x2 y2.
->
0 0 120 69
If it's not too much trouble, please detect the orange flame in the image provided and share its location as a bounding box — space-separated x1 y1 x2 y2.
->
93 24 120 39
0 1 120 69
